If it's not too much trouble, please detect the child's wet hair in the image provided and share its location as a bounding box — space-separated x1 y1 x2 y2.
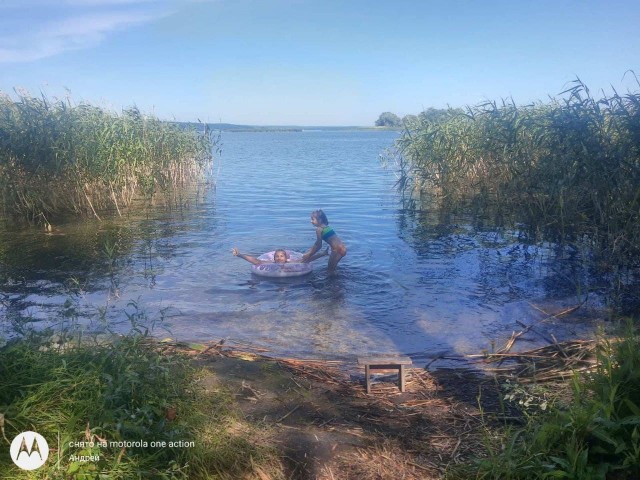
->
274 249 288 259
313 209 329 225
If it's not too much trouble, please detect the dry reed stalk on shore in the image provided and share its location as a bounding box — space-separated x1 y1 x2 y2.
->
483 340 599 383
154 337 536 470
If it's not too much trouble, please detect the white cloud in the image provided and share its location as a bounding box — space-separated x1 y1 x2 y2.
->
0 2 174 63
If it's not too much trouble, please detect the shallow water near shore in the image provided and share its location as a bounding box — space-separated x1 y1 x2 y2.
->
0 130 604 366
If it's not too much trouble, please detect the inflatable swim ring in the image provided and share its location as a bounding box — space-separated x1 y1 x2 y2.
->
251 250 312 278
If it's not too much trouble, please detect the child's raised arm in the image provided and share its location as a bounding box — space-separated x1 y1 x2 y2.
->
232 247 263 265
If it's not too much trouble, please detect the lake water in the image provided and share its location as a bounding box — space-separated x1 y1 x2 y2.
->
0 130 602 366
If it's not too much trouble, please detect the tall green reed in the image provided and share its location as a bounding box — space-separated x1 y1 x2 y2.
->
393 76 640 310
0 91 215 223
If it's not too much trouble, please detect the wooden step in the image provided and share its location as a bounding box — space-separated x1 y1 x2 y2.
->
357 355 412 393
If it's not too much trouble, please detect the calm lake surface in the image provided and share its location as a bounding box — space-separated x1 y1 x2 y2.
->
0 130 602 366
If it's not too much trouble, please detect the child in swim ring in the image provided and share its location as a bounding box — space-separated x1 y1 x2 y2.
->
301 209 347 273
232 247 328 265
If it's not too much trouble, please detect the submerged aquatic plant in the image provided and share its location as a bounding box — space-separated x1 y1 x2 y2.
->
0 91 215 222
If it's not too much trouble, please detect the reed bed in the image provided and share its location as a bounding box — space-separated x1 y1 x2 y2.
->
393 77 640 306
0 91 215 223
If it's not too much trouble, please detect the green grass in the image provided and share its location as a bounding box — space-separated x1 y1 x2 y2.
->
0 91 215 223
0 333 276 479
449 322 640 480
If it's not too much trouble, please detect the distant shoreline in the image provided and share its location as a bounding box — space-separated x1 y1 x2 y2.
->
171 121 402 133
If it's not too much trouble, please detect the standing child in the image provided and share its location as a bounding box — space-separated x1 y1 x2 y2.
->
302 209 347 273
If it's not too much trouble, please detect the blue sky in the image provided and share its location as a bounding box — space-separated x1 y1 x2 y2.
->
1 0 639 125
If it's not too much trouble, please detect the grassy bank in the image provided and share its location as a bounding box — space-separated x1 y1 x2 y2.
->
0 91 215 224
449 322 640 479
393 78 640 310
2 320 638 478
0 333 278 479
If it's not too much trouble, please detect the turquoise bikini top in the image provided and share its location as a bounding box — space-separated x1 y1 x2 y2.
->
321 226 336 241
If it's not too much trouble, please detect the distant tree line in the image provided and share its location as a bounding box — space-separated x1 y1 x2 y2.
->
375 108 462 128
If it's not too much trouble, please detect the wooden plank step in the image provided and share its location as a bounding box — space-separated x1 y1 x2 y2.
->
357 355 413 393
357 355 412 365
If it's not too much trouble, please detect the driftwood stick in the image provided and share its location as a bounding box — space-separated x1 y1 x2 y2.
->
494 299 586 357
